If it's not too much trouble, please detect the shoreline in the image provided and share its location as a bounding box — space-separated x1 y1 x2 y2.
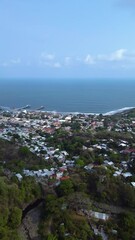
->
0 106 135 116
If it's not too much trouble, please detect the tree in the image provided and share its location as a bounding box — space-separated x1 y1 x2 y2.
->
118 213 135 240
76 158 85 167
45 195 59 215
57 179 74 197
68 192 91 212
9 207 22 228
94 156 104 165
18 146 30 157
120 184 135 208
47 234 58 240
94 235 103 240
0 226 8 240
0 207 9 227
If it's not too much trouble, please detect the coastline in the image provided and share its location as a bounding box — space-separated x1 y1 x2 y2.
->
0 106 135 116
43 106 135 116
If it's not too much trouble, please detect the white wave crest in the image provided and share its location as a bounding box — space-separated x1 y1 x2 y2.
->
103 107 135 116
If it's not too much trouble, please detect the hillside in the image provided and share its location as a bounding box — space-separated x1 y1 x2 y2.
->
0 109 135 239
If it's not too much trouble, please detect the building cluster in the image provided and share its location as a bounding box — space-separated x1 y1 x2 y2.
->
0 109 135 188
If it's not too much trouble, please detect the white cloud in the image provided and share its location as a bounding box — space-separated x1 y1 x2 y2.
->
53 62 61 68
41 52 55 61
40 52 58 67
97 49 127 62
39 52 62 68
84 54 95 65
0 58 21 67
109 49 127 61
43 61 61 68
81 49 135 70
39 49 135 70
10 58 21 64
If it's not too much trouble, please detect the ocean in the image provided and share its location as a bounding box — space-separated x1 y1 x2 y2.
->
0 78 135 114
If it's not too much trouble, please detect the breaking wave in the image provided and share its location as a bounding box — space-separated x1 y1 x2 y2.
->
1 106 135 116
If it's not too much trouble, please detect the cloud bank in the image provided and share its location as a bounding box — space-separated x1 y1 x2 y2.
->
40 52 61 68
1 49 135 71
0 58 21 67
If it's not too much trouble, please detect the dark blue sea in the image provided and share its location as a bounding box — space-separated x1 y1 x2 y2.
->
0 78 135 114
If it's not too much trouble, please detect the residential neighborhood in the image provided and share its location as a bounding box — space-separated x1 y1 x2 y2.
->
0 108 135 186
0 108 135 239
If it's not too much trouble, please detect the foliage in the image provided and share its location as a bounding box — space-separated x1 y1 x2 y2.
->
0 175 41 239
39 190 94 240
88 169 135 207
47 234 58 240
118 213 135 240
76 158 85 167
1 110 135 239
9 207 22 228
0 139 46 172
18 146 30 157
56 179 74 197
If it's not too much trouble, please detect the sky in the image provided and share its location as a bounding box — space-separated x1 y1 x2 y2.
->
1 0 135 78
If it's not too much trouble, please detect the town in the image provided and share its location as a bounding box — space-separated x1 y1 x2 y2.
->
0 108 135 184
0 108 135 240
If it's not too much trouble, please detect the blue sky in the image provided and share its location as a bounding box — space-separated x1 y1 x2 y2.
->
1 0 135 78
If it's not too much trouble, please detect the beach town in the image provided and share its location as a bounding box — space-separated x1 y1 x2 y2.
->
0 108 135 187
0 107 135 239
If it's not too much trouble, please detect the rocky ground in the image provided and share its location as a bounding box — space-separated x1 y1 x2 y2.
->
18 203 43 240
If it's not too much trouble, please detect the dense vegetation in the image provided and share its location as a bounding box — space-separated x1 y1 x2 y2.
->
0 175 41 239
39 176 135 240
1 110 135 239
0 140 42 239
0 139 48 172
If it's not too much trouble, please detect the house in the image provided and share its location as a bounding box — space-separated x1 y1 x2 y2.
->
15 173 23 181
122 149 135 154
90 211 110 221
84 164 94 171
113 170 122 177
122 172 132 178
131 182 135 187
65 116 72 122
56 172 63 179
104 160 114 166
